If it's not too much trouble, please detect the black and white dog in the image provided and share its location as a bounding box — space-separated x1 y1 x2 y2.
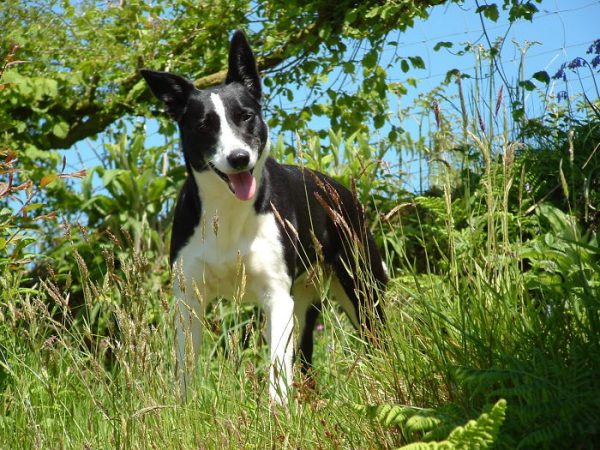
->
141 30 387 403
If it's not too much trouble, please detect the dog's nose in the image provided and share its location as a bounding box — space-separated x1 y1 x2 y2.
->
227 149 250 170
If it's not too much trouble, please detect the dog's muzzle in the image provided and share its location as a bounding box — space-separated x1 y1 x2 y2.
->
208 162 256 201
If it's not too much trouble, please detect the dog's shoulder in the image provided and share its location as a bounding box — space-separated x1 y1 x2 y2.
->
257 157 358 213
170 175 202 265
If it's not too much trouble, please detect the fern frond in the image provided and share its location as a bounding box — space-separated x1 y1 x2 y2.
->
352 403 425 427
422 424 458 443
405 414 443 433
399 442 451 450
445 399 507 448
398 399 507 450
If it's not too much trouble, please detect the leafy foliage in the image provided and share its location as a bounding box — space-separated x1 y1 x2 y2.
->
0 0 451 152
353 399 507 449
399 400 507 450
519 119 600 230
1 1 600 448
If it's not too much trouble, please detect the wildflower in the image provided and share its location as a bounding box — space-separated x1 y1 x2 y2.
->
567 57 585 70
592 55 600 70
586 39 600 56
553 63 566 81
556 91 568 103
495 85 503 117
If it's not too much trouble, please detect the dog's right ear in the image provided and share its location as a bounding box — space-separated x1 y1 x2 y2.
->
140 69 195 121
226 30 261 101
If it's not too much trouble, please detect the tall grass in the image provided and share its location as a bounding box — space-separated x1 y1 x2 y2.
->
0 236 395 448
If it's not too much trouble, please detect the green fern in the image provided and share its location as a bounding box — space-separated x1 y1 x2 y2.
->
352 403 423 427
399 399 507 450
405 414 443 433
352 402 458 442
355 400 507 449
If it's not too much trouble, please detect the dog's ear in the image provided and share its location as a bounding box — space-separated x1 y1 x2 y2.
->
225 30 261 101
140 69 195 121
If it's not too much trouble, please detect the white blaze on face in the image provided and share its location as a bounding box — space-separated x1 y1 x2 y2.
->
210 93 257 172
207 93 259 201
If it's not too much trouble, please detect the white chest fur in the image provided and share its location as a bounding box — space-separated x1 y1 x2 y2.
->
173 170 291 308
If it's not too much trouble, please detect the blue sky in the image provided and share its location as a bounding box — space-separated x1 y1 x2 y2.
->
404 0 599 112
397 0 598 92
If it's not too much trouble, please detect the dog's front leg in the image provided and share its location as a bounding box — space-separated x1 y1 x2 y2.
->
174 287 204 401
265 293 295 404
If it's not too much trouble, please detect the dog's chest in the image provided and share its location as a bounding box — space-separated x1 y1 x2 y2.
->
174 206 290 305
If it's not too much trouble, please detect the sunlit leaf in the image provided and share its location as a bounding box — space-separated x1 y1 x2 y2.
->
40 174 58 188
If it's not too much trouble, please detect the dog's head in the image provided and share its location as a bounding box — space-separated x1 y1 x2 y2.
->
141 30 268 201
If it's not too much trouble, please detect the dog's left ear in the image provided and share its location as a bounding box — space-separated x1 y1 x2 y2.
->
226 30 261 101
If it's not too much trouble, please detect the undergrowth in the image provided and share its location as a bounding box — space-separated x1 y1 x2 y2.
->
1 36 600 449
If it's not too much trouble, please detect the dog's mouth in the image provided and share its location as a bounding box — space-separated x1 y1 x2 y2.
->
209 163 256 201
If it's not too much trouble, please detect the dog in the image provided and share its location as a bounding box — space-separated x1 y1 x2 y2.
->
140 30 387 404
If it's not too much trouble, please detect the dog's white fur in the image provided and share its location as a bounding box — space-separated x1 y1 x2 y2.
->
210 93 259 174
173 93 294 403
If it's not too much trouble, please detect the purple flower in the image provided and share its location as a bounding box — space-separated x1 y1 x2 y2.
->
587 39 600 55
557 91 568 103
567 57 586 70
553 63 566 81
592 55 600 70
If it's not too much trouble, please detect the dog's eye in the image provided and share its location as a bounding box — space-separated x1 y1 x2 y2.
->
241 111 254 122
197 120 208 131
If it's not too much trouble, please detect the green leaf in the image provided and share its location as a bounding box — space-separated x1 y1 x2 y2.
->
342 62 355 74
433 41 453 52
512 106 525 122
23 202 45 212
363 49 378 69
405 414 442 433
52 122 69 139
532 70 550 84
518 80 536 91
446 399 507 448
509 2 538 22
128 79 147 100
39 78 58 99
102 169 126 187
399 400 507 450
408 56 425 70
476 4 499 22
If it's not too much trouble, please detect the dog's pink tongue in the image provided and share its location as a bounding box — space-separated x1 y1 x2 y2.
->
228 171 256 201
